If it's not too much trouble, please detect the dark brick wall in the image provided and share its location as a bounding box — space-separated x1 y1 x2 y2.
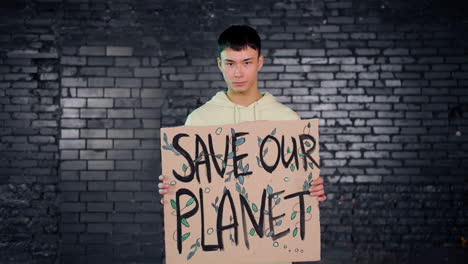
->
0 1 60 263
1 0 467 263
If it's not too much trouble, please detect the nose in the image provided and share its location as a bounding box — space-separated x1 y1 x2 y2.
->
234 65 243 78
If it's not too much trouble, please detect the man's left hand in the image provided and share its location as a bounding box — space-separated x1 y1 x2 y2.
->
308 177 326 202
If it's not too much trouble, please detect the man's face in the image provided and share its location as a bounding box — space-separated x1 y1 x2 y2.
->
217 46 264 94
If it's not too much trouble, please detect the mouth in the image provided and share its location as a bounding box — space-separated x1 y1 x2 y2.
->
233 82 247 86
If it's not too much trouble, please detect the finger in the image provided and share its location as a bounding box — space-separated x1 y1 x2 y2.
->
308 185 324 192
160 198 165 205
159 175 164 181
311 177 323 185
317 195 327 202
159 189 168 195
309 190 325 197
158 183 170 189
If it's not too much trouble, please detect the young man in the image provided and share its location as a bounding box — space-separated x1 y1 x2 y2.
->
159 25 326 263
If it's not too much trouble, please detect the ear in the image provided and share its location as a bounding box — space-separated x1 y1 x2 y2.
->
217 57 222 71
257 55 264 71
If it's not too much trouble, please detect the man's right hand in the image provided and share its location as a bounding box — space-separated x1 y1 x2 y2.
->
158 174 170 205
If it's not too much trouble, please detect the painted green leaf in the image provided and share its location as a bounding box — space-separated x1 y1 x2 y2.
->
252 203 258 212
308 162 314 169
299 153 305 156
307 206 312 213
216 154 222 158
263 210 269 215
308 173 313 182
236 183 241 193
276 220 282 226
290 164 295 172
182 164 188 172
287 146 290 153
182 218 190 227
271 128 277 136
222 161 226 168
291 211 297 220
293 228 298 237
215 127 222 135
307 122 311 128
187 250 195 260
163 133 168 144
275 198 281 205
238 175 244 185
181 232 191 241
256 156 263 168
257 136 262 146
263 147 268 156
231 128 236 136
235 138 245 146
186 198 195 207
249 228 255 236
305 141 311 147
267 231 274 237
162 145 172 151
303 180 310 191
227 152 234 159
243 164 249 173
267 185 273 195
170 199 177 210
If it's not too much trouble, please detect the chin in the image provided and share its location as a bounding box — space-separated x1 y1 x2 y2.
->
230 85 251 93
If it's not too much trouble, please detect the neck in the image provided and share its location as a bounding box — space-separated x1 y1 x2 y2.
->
226 88 263 107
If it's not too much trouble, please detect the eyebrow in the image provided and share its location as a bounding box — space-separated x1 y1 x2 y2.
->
224 58 254 62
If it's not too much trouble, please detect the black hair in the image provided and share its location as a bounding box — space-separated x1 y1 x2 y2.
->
217 25 261 57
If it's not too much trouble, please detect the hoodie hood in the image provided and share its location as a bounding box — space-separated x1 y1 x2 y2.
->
184 90 300 126
205 91 278 124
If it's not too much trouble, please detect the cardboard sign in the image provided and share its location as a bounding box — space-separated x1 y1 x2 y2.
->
160 119 321 264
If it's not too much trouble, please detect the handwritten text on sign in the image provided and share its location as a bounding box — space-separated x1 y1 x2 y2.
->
160 119 321 264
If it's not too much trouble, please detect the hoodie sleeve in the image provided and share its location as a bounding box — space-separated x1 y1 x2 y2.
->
184 113 193 126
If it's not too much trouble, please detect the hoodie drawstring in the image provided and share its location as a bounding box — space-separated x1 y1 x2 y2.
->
254 103 257 121
234 104 237 124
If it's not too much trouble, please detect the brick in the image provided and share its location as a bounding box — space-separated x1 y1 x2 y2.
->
61 56 86 65
78 88 103 97
87 140 113 149
88 77 114 87
88 160 114 170
79 46 106 56
80 171 106 181
106 46 133 56
60 140 85 149
62 77 87 87
108 109 133 118
108 67 132 77
61 98 86 107
88 202 113 212
108 129 133 138
88 57 114 66
104 88 131 98
88 182 114 191
80 150 106 160
80 109 106 118
134 67 159 77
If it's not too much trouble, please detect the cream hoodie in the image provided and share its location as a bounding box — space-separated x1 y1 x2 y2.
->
184 91 299 264
185 91 300 126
